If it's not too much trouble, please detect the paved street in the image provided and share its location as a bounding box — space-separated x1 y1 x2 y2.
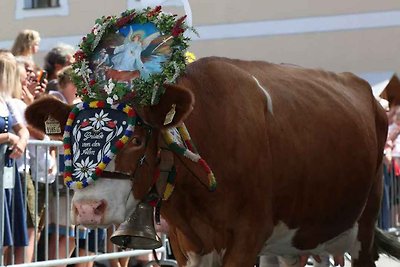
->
375 255 400 267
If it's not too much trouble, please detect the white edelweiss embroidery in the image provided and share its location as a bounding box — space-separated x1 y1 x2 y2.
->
89 110 111 130
73 157 97 180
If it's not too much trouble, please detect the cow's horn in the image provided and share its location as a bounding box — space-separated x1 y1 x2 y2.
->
110 201 162 249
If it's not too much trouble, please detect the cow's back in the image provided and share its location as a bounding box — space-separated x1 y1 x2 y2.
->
167 57 387 252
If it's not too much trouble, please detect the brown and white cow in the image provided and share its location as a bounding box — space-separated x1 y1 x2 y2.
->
26 57 400 267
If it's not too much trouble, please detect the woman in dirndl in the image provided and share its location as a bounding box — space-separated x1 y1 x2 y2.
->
0 53 30 263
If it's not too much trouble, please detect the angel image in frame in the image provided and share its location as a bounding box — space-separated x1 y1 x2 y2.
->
111 23 170 79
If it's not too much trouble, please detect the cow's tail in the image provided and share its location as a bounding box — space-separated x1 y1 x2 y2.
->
374 227 400 260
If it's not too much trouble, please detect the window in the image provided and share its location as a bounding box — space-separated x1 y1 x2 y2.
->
24 0 60 9
16 0 69 19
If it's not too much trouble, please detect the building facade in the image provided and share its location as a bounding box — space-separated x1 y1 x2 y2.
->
0 0 399 75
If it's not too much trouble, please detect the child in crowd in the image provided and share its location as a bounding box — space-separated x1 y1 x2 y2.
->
49 65 80 105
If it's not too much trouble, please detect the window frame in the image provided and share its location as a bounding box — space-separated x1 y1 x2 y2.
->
15 0 69 19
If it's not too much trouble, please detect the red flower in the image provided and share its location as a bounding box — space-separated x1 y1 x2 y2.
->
107 121 116 128
172 27 185 37
176 15 187 25
82 88 88 95
116 13 135 28
147 6 162 18
171 15 187 37
73 50 86 61
81 120 89 127
89 79 96 87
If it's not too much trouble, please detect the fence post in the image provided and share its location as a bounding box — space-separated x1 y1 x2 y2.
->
0 144 7 266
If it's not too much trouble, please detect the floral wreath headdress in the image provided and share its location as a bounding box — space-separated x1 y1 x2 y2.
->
71 6 193 107
64 7 194 189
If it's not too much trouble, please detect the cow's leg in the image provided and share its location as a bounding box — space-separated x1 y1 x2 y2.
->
167 227 191 265
351 169 382 267
220 245 260 267
222 228 272 267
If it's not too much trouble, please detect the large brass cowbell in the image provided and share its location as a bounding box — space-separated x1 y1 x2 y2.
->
110 202 162 249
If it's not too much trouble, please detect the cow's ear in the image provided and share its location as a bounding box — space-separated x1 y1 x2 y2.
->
140 84 194 128
25 96 72 135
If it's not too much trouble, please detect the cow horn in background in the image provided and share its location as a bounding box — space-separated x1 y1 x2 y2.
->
110 201 162 249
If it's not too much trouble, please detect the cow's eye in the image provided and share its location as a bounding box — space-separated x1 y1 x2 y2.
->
131 137 142 146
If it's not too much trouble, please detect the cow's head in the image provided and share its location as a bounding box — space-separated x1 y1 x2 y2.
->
26 86 194 227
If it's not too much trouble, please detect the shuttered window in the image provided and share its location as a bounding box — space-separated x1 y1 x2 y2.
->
24 0 60 9
16 0 68 19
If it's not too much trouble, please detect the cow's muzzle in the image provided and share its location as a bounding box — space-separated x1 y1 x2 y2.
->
73 199 107 225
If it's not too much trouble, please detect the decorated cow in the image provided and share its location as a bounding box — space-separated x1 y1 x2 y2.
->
26 7 400 267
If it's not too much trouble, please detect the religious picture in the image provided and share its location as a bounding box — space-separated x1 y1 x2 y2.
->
91 22 173 83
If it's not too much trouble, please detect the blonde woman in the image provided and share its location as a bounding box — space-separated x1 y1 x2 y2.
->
0 55 30 264
11 29 41 68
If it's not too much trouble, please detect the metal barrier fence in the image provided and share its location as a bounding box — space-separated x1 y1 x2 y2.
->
0 140 177 267
378 162 400 234
1 140 399 267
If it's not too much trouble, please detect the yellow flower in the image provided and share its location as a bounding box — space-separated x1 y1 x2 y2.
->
185 51 196 63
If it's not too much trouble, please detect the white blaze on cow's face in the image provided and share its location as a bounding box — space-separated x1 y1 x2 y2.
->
71 177 138 227
71 125 153 227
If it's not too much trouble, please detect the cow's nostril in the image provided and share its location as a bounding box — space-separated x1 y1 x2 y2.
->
94 200 107 216
73 202 79 215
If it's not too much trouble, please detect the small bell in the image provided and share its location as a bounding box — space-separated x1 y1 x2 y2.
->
110 201 162 249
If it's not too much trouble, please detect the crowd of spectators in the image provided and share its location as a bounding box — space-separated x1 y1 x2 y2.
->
380 100 400 231
0 29 143 267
